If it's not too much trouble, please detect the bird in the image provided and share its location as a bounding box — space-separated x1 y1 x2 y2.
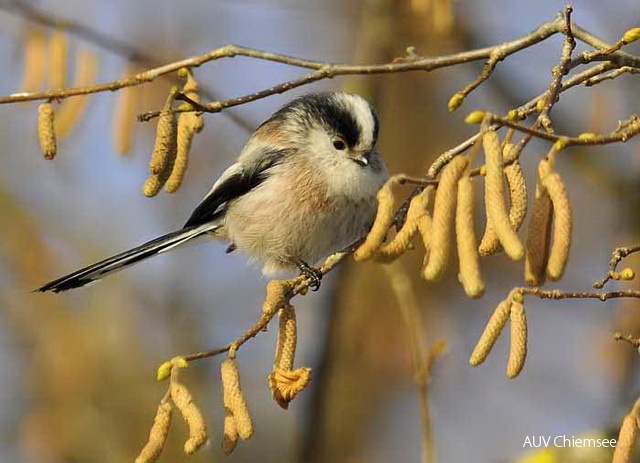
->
37 92 389 293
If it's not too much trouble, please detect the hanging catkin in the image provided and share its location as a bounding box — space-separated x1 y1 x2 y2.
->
165 70 204 192
543 171 572 281
134 401 173 463
506 299 527 378
455 176 485 298
482 131 524 260
469 299 512 366
524 159 553 286
479 143 527 256
37 102 57 160
221 358 254 440
422 155 468 281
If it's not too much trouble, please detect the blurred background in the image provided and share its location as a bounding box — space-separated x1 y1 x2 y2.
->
1 0 640 462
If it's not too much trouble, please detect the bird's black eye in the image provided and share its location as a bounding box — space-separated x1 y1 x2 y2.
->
333 139 346 150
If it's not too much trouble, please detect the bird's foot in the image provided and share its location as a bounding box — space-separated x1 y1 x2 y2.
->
294 259 323 291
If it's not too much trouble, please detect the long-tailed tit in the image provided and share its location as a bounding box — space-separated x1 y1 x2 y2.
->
37 92 389 293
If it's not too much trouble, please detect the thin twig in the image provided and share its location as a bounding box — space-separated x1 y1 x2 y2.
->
614 332 640 349
488 113 640 146
594 245 640 289
518 287 640 301
537 5 576 133
1 16 569 109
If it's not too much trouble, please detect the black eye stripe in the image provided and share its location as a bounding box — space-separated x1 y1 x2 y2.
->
263 93 364 149
371 107 379 145
317 98 360 148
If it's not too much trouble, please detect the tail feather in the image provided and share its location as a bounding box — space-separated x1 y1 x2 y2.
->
37 223 218 293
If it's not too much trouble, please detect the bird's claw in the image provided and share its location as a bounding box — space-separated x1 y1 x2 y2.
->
295 260 323 291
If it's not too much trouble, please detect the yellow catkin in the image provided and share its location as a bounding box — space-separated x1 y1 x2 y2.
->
169 381 208 454
268 367 312 409
112 66 138 155
221 358 253 440
262 280 293 316
142 175 164 197
55 49 99 139
524 159 553 286
469 299 512 366
149 109 177 176
221 412 239 455
504 161 527 232
416 210 433 261
422 155 468 281
134 401 173 463
143 93 178 196
376 186 432 261
48 28 68 90
273 305 297 371
20 27 47 93
456 176 485 298
353 177 400 261
37 102 57 160
479 144 527 256
165 72 204 192
506 299 527 378
542 172 572 281
482 131 524 260
612 413 638 463
164 117 197 192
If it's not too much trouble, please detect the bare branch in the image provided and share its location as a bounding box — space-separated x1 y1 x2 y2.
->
519 287 640 301
594 245 640 288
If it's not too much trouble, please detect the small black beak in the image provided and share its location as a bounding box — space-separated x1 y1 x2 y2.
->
350 150 371 167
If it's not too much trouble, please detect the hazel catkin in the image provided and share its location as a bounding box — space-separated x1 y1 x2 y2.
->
221 412 239 455
506 299 527 378
455 176 485 298
165 71 204 193
375 186 431 261
273 305 297 372
612 413 638 463
422 155 468 281
134 401 173 463
169 381 208 454
524 159 553 286
479 143 527 256
353 177 399 261
37 102 57 160
149 108 178 176
221 358 254 440
469 299 512 366
268 367 312 410
482 131 524 260
543 171 572 281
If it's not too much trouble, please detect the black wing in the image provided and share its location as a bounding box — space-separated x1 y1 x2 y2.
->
183 148 290 228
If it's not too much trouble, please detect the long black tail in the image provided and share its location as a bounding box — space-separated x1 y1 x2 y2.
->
37 223 218 293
